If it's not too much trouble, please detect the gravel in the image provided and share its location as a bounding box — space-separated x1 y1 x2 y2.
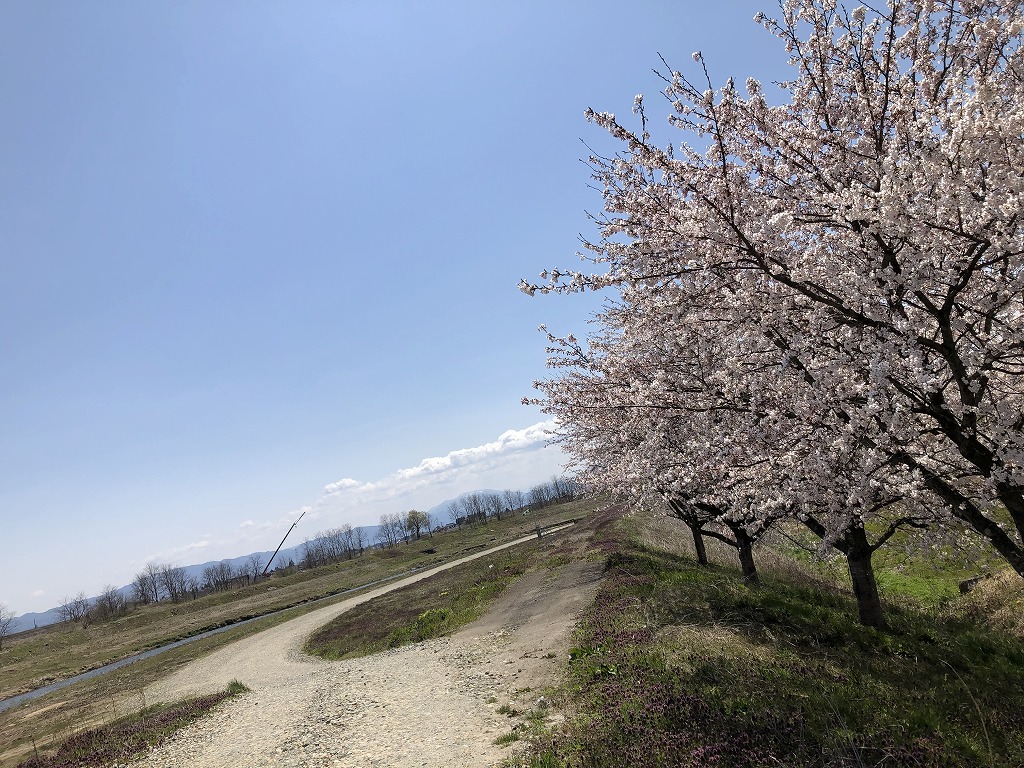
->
116 535 602 768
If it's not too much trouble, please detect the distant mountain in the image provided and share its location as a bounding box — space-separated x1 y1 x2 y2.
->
10 496 540 636
175 545 305 587
9 608 62 635
8 529 368 635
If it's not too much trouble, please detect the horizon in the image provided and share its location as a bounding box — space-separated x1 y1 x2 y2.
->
1 1 782 616
6 420 567 616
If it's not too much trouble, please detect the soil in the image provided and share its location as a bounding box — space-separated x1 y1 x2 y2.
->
116 531 603 768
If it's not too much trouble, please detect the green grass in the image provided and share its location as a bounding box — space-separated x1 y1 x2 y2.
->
0 498 604 768
305 502 610 660
512 516 1024 768
876 569 962 608
14 682 247 768
224 679 250 695
0 499 595 705
305 547 535 658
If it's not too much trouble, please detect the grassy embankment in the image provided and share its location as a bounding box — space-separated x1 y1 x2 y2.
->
303 514 600 660
506 513 1024 768
7 497 1024 767
14 681 248 768
305 505 1024 766
0 499 595 768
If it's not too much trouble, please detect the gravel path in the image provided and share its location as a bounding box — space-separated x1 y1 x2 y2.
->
119 532 602 768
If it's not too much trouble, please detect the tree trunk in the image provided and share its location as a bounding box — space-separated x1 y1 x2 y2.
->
688 523 708 566
735 528 759 585
845 526 885 628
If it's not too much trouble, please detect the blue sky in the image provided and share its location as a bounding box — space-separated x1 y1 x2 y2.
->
0 0 784 615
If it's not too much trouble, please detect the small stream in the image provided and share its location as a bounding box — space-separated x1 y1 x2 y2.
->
1 524 578 716
0 568 422 715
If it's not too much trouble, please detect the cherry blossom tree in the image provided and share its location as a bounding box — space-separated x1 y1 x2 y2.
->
523 0 1024 603
530 286 940 623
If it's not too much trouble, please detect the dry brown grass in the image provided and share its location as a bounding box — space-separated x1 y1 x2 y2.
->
0 498 605 767
949 569 1024 638
627 507 840 591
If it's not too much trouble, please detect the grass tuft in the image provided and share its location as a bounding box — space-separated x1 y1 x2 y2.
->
14 682 246 768
513 516 1024 768
304 551 535 659
495 731 521 746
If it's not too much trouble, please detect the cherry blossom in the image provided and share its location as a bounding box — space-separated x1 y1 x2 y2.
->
523 0 1024 624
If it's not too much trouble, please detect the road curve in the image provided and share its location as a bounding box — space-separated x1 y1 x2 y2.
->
113 527 601 768
142 530 551 704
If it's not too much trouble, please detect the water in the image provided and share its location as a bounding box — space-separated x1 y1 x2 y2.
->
0 568 420 714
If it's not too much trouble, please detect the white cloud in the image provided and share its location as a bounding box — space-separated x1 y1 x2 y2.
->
392 422 552 482
324 477 361 494
143 421 565 573
304 420 563 529
31 589 45 598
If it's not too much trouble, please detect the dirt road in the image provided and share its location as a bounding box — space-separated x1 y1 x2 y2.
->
120 532 602 768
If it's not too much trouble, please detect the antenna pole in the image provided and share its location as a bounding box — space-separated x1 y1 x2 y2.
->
262 510 307 577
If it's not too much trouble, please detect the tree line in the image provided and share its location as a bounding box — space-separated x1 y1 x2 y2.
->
40 479 578 628
522 0 1024 628
51 554 272 626
301 523 368 565
445 479 580 528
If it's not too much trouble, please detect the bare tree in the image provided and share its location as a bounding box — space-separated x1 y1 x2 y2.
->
131 573 149 605
503 488 526 513
550 475 579 502
92 585 128 621
202 561 237 592
186 572 201 600
463 493 488 524
245 553 264 584
132 562 162 604
528 483 553 510
302 533 329 568
0 603 15 650
403 509 431 540
483 492 505 521
158 564 189 603
58 591 90 623
447 498 464 529
527 477 578 510
333 528 354 561
300 525 365 569
376 513 402 548
339 524 358 558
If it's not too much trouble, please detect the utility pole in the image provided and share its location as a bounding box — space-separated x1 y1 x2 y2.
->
262 509 307 578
